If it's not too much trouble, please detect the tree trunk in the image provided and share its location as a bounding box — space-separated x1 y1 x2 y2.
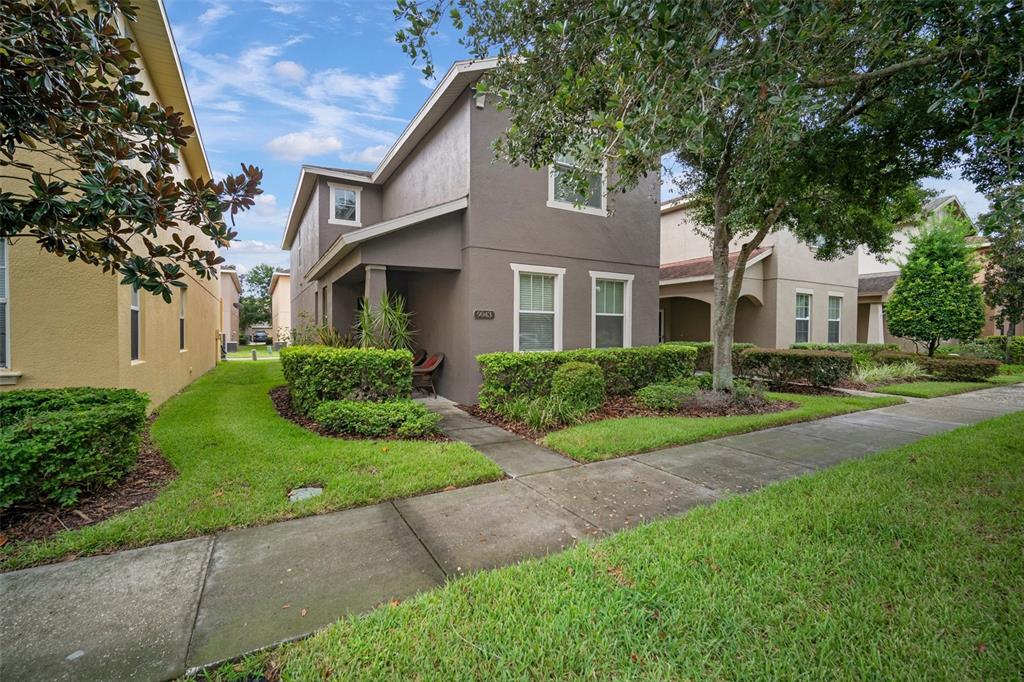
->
928 338 939 357
711 222 738 392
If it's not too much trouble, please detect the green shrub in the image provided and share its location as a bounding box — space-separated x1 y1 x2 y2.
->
0 387 148 509
674 373 714 391
1009 337 1024 365
741 348 854 387
476 346 697 409
876 351 999 382
635 382 697 410
550 362 605 413
662 341 754 372
281 345 413 414
934 338 1005 360
312 399 439 438
495 395 587 431
852 360 926 386
790 342 897 365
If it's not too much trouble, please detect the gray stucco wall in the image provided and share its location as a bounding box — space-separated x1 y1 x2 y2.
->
290 185 321 333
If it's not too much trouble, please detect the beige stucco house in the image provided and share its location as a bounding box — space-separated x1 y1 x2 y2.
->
0 0 221 406
659 200 859 348
220 267 242 352
270 270 291 349
282 59 661 403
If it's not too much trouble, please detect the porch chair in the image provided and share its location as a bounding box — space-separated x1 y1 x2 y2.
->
412 353 444 398
412 348 428 367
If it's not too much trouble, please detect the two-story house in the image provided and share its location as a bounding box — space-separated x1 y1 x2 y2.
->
281 59 661 403
1 0 223 406
659 199 860 348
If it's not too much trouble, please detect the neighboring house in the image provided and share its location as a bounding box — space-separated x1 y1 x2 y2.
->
281 59 660 403
659 200 859 348
220 267 242 352
857 195 970 275
270 270 291 349
1 0 220 406
244 323 272 343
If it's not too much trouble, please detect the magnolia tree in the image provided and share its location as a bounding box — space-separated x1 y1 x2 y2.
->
396 0 1022 389
885 217 986 356
0 0 262 301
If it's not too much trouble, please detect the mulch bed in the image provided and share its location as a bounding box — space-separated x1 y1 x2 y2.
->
1 417 177 545
269 386 449 442
464 393 798 442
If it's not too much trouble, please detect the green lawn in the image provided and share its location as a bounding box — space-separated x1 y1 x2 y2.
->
875 375 1024 398
225 346 278 359
543 392 903 461
207 412 1024 682
1 362 502 571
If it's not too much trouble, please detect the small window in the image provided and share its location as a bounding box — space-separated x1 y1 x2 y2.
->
795 293 811 344
512 264 564 352
329 182 361 226
827 295 842 344
178 291 186 351
548 155 606 215
130 286 141 361
0 239 9 369
592 272 633 348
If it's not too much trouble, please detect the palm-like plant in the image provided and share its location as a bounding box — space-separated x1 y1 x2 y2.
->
357 292 416 350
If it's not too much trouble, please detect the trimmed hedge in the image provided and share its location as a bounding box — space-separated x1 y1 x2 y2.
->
476 346 697 409
281 345 414 415
741 348 855 387
551 362 605 413
662 341 755 372
312 399 440 438
1012 337 1024 365
0 387 148 509
791 342 897 364
635 383 697 410
876 351 999 382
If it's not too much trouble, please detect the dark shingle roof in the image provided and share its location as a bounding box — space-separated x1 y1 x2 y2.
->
858 272 899 296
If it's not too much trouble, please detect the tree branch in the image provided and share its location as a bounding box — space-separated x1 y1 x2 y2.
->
805 50 953 88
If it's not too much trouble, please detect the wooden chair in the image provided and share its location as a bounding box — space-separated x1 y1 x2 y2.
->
412 348 428 367
412 353 444 397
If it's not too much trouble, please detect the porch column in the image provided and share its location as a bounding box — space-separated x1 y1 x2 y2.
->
867 302 885 344
364 265 387 309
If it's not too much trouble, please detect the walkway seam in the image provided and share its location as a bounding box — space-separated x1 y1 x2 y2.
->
182 535 217 675
625 449 782 493
512 477 612 537
390 501 450 580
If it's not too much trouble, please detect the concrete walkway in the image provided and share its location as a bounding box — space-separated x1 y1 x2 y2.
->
3 385 1023 681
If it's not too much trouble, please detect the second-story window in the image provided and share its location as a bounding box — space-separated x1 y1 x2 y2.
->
548 155 606 216
329 183 361 226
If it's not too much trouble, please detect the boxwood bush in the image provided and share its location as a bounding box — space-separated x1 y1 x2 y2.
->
476 345 697 409
281 345 414 415
313 399 440 438
662 341 755 372
876 351 999 382
741 348 854 387
0 387 148 509
790 342 897 364
550 362 605 413
635 382 698 410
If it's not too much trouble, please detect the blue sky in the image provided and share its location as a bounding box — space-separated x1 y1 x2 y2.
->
163 0 988 273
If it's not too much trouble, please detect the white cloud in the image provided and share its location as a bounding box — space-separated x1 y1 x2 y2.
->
265 132 343 161
304 69 403 112
418 77 438 90
229 239 283 255
266 1 301 15
341 144 390 165
272 60 307 84
197 3 233 24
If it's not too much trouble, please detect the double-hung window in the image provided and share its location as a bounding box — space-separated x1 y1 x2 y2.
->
591 271 633 348
512 264 564 352
795 292 811 343
130 286 141 361
328 182 361 226
548 154 606 216
178 291 187 351
0 240 8 369
827 295 842 344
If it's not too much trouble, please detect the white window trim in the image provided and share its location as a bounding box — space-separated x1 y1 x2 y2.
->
547 161 608 217
827 293 843 344
511 263 564 352
130 286 143 364
795 291 812 343
589 270 633 348
0 239 9 370
327 182 362 227
178 291 187 352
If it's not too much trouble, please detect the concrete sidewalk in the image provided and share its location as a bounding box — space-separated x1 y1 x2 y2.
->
3 384 1022 681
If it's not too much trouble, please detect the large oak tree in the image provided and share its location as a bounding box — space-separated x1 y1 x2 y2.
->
396 0 1022 389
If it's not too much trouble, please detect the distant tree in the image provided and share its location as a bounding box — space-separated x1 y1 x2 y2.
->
0 0 262 301
979 189 1024 354
395 0 1020 390
885 217 986 356
238 264 276 334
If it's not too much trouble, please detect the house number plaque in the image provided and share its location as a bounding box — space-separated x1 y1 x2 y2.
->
474 310 495 320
